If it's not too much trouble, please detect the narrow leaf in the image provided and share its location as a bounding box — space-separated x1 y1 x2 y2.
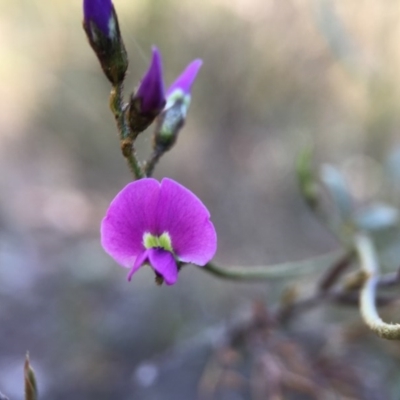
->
24 353 38 400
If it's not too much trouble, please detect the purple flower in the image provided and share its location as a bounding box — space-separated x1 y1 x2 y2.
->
101 178 217 285
83 0 113 37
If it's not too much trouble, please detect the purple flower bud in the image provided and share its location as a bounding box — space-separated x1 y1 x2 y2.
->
153 100 185 153
83 0 113 37
128 47 166 134
136 48 166 115
152 59 203 153
83 0 128 85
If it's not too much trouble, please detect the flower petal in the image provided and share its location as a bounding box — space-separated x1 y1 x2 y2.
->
166 59 203 97
156 178 217 265
148 248 178 285
127 250 149 281
136 47 166 115
101 179 161 268
83 0 113 36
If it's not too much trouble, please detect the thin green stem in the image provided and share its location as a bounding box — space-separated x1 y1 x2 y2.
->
144 148 162 177
121 139 145 179
200 250 344 281
356 233 400 340
110 84 144 179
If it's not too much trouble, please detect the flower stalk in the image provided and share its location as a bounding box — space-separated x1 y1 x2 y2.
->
201 250 344 281
144 148 163 177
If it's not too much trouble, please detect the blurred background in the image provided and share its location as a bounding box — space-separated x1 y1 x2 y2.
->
2 0 400 399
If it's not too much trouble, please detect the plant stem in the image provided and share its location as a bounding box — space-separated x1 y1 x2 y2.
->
122 138 145 179
318 250 354 292
110 84 144 179
144 148 162 177
201 250 344 281
356 233 400 340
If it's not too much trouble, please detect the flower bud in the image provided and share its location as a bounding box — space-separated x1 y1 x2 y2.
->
153 94 188 152
83 0 128 85
128 47 166 135
153 59 202 152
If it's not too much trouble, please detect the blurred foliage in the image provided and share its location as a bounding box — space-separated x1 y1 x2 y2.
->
2 0 400 398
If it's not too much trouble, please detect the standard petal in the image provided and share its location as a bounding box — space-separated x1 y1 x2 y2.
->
101 178 161 268
127 250 149 281
148 248 178 285
156 178 217 266
166 59 203 97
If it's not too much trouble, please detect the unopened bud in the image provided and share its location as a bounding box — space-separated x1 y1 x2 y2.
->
153 94 188 152
152 59 203 152
83 0 128 85
128 47 166 135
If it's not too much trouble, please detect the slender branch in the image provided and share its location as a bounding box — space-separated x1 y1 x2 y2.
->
378 267 400 287
318 250 354 292
276 247 400 323
276 286 399 323
110 85 144 179
144 148 162 177
200 250 344 281
356 233 400 340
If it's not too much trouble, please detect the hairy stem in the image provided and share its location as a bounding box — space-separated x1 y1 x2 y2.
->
356 233 400 340
110 84 144 179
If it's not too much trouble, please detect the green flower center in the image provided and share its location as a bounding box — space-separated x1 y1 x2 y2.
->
143 232 173 252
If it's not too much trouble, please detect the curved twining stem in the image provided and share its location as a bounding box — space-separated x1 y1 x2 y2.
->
356 233 400 340
200 250 344 281
110 84 144 179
